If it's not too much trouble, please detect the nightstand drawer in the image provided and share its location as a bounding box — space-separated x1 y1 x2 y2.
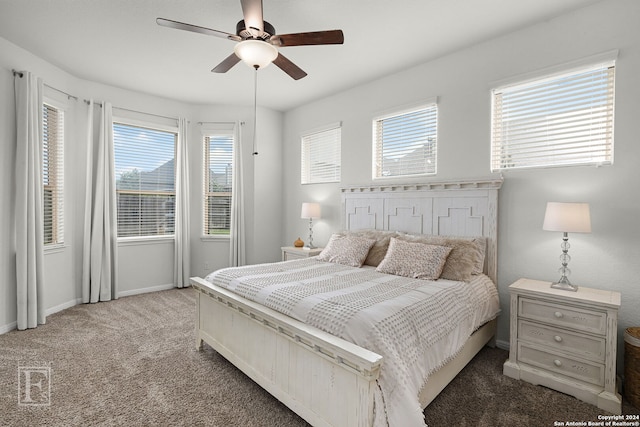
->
518 320 606 362
518 342 604 386
519 297 607 335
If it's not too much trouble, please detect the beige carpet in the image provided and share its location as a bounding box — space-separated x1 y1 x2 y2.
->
0 288 638 426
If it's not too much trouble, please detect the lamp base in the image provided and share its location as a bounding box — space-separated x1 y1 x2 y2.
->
303 244 316 250
550 276 578 292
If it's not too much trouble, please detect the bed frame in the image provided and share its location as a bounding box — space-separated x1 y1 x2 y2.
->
191 177 503 426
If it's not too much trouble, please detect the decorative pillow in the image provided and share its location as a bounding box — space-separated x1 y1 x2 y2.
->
317 234 376 267
375 238 452 280
342 229 399 267
395 234 483 281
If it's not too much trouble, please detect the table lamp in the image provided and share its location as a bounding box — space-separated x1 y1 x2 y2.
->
543 202 591 292
301 202 321 249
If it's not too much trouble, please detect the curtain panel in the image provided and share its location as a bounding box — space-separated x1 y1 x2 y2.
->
174 118 191 288
14 71 46 330
82 100 118 303
229 123 245 267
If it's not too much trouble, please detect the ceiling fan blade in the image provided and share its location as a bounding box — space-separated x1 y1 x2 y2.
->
273 53 307 80
240 0 264 36
157 18 241 41
212 53 241 73
270 30 344 47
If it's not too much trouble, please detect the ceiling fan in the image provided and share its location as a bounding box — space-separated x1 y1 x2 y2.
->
157 0 344 80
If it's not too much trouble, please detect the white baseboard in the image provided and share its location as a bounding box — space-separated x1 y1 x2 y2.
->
0 298 82 335
495 339 510 351
0 321 17 335
0 285 178 335
45 298 82 317
117 283 175 298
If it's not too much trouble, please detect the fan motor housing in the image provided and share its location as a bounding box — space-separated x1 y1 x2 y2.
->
236 20 275 39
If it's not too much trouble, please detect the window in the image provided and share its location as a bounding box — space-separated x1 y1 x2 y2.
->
113 121 177 238
301 123 341 184
203 132 234 235
491 61 615 171
43 103 64 245
373 103 437 179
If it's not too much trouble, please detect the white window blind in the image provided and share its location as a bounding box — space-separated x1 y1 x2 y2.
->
113 122 177 238
373 104 437 179
43 103 64 245
301 124 341 184
491 62 615 171
203 133 234 235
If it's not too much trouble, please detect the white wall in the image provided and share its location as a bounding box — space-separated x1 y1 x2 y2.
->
0 37 283 331
281 0 640 360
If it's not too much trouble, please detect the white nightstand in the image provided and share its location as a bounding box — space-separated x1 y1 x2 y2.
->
503 278 622 414
281 246 323 261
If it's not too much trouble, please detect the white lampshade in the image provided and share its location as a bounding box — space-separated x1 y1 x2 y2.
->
234 40 278 69
301 202 321 219
543 202 591 233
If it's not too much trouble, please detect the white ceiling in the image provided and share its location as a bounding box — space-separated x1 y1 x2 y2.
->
0 0 601 112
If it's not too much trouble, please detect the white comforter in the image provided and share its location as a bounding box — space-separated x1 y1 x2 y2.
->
205 258 500 427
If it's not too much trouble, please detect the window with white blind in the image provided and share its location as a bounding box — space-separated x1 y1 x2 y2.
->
373 103 438 179
301 123 341 184
491 61 615 171
203 132 234 236
113 121 177 238
43 103 64 246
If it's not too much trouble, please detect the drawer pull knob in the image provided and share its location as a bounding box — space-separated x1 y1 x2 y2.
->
554 335 563 342
554 359 562 367
554 311 564 318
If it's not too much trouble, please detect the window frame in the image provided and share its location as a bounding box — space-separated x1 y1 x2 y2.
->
202 126 235 239
372 99 438 180
112 117 178 241
490 52 616 172
42 98 65 249
300 122 342 185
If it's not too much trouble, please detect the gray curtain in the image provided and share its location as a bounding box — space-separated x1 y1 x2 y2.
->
174 118 191 287
82 100 118 303
14 71 46 330
229 122 245 267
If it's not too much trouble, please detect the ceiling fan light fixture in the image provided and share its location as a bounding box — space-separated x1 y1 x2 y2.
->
234 40 278 69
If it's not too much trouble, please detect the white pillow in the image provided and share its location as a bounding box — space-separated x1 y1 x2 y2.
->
376 237 452 280
317 234 376 267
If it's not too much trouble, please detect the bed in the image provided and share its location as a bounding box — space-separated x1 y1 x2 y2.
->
191 177 503 426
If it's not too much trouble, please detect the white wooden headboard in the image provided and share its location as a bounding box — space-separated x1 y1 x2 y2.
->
341 177 503 283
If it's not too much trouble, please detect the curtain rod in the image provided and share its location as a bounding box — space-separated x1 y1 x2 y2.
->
13 69 78 101
84 99 178 122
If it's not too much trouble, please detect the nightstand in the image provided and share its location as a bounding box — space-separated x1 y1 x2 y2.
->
281 246 323 261
503 278 622 414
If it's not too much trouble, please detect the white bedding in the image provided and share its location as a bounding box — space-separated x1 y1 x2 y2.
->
205 257 500 427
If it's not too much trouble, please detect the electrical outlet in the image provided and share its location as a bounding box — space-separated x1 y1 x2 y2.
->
204 262 210 272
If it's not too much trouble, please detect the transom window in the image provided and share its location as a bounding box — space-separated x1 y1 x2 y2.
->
113 121 177 238
203 132 234 236
491 61 615 171
373 102 438 179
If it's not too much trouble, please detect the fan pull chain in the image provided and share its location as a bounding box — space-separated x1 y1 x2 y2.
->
252 66 259 156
